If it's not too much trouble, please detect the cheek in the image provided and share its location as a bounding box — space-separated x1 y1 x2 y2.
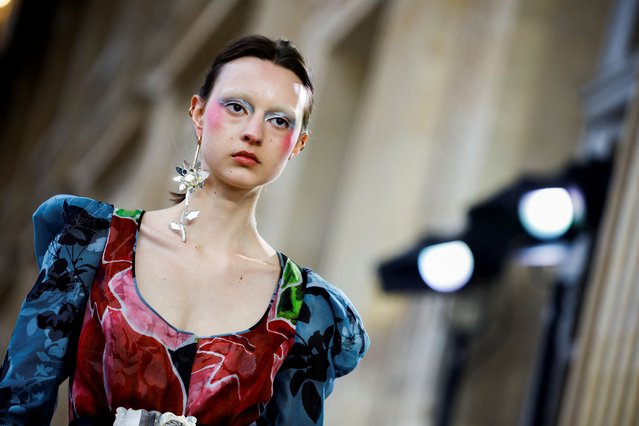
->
280 130 296 154
205 102 224 130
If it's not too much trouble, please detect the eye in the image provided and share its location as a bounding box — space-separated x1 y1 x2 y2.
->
269 116 291 129
225 101 246 115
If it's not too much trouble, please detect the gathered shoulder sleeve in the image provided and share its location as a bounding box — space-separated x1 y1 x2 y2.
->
0 195 113 425
259 268 370 425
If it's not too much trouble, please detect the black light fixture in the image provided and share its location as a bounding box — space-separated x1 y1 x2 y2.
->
378 158 612 294
379 236 476 293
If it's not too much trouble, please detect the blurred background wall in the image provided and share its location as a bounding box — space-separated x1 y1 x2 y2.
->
1 0 638 425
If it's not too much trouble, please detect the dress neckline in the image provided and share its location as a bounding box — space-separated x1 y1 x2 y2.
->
129 210 285 340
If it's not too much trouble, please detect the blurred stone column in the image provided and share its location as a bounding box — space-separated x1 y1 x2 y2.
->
559 74 639 426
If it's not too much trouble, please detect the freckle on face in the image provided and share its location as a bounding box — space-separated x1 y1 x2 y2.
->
206 102 224 130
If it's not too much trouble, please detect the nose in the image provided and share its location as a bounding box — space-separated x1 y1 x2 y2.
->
241 115 263 144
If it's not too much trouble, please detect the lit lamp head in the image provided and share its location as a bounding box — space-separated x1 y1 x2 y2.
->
517 186 586 240
378 236 480 294
417 240 475 293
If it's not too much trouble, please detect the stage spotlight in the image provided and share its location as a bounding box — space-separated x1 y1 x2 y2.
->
517 187 585 240
378 160 611 295
417 240 475 293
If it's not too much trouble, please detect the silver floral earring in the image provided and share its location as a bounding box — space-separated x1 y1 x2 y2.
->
170 134 209 242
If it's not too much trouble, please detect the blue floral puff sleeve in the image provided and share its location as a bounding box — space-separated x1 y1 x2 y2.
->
258 269 370 425
0 195 113 425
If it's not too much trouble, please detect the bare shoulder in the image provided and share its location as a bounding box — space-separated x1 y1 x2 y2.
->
134 206 187 286
137 207 184 251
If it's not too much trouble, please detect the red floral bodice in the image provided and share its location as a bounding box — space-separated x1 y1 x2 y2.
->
69 208 300 425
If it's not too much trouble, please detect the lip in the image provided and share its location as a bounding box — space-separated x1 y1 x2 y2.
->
232 150 260 166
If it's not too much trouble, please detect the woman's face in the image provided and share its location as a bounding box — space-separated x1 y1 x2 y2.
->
191 56 309 191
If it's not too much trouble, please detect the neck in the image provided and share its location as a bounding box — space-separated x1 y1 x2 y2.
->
172 183 271 258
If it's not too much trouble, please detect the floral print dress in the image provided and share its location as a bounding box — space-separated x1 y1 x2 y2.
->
0 195 369 425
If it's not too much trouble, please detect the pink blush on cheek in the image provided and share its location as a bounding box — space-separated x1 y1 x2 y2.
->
205 102 224 129
281 130 296 154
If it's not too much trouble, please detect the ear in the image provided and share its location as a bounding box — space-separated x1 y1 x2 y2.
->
289 132 309 160
190 95 206 138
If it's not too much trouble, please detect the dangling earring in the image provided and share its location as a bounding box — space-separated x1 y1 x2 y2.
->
170 135 209 242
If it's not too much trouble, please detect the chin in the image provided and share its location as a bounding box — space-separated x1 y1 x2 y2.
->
227 171 284 189
218 177 269 192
